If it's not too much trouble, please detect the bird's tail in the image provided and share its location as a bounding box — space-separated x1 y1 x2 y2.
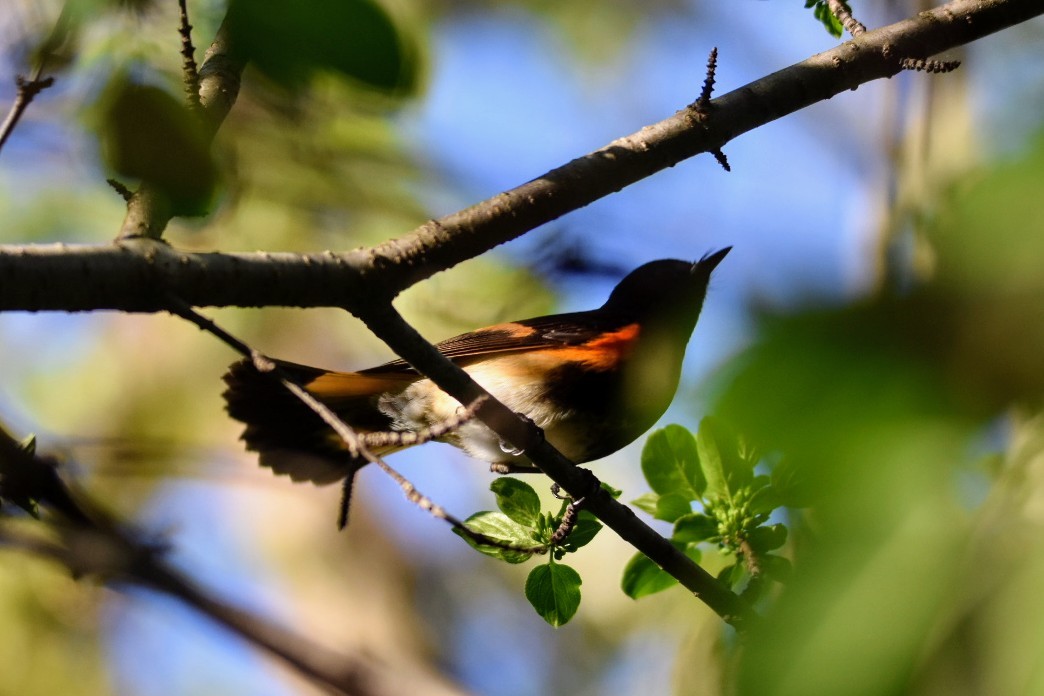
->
222 358 411 485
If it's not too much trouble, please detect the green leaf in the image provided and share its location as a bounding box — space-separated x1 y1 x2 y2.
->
812 1 844 38
621 552 678 599
673 513 719 544
454 511 536 564
654 492 694 522
631 492 660 516
94 78 218 215
717 561 745 588
620 543 703 601
525 562 582 626
490 478 541 528
697 417 729 500
641 425 704 500
226 0 417 93
749 485 782 516
557 518 603 551
747 524 788 552
697 417 753 501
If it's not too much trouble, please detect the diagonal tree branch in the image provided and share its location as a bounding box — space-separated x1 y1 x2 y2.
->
0 0 1038 311
350 302 758 626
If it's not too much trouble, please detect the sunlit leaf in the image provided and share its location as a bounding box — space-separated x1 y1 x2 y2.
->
641 424 704 500
490 477 541 528
454 511 535 564
672 513 719 544
621 552 677 599
525 562 582 626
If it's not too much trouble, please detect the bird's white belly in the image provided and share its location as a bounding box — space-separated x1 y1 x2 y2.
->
376 359 581 465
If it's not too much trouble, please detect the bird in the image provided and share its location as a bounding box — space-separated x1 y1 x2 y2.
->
223 248 730 487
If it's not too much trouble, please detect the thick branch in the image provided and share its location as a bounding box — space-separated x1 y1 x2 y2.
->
0 240 380 311
1 0 1038 311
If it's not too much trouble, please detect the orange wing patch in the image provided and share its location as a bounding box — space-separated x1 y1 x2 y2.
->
541 323 641 371
305 371 415 401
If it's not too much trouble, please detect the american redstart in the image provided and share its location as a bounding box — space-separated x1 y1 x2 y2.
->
223 248 730 485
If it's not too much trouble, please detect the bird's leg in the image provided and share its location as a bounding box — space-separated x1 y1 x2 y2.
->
489 461 542 475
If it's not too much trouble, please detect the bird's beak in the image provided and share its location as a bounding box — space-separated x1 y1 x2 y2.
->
695 246 732 273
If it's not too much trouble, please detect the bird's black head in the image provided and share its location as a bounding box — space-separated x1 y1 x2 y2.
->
600 248 731 329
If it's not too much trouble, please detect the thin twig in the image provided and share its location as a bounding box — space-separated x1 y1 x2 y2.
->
106 178 134 202
178 0 202 111
0 1 71 157
359 398 486 450
694 47 719 111
0 74 55 156
549 496 586 547
711 149 731 172
827 0 867 37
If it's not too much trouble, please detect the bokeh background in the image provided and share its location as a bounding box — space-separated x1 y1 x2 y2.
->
2 1 1044 694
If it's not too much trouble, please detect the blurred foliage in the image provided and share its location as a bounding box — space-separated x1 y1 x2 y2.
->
91 77 219 214
712 136 1044 695
0 549 111 696
225 0 419 94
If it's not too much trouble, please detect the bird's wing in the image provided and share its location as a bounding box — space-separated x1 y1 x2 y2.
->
360 311 613 374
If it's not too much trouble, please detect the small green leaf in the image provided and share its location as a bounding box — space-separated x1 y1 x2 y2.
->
749 484 781 516
717 561 745 588
697 417 753 501
747 524 788 553
454 511 536 564
641 425 704 500
631 492 660 516
697 417 728 500
654 492 694 522
557 518 603 552
812 1 844 37
525 562 582 626
621 552 678 599
490 478 541 528
672 513 719 544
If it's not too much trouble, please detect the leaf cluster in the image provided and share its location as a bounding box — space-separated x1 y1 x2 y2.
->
623 418 793 601
453 478 610 626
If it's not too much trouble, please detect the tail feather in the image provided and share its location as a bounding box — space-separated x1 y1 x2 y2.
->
222 358 408 485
